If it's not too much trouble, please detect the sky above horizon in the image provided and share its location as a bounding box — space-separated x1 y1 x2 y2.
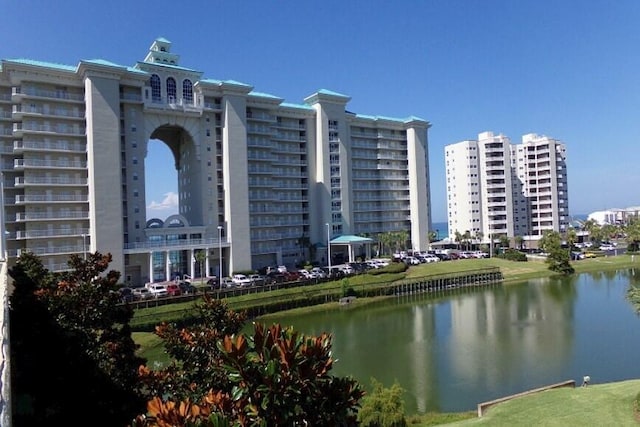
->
2 0 639 222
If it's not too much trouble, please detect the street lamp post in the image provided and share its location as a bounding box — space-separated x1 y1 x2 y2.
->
326 223 331 275
218 225 223 291
81 233 87 260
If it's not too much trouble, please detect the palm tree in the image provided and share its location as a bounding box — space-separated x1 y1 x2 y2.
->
514 235 524 251
454 231 463 251
582 219 600 245
463 230 472 251
195 250 207 286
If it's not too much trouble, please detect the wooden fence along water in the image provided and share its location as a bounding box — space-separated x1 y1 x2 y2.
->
130 267 503 331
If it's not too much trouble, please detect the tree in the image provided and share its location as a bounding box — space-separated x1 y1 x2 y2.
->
539 230 575 275
138 296 247 403
582 219 601 245
463 230 472 250
358 378 407 427
195 250 207 286
134 323 365 426
9 252 146 426
514 235 524 251
428 230 438 245
454 231 463 250
626 218 640 252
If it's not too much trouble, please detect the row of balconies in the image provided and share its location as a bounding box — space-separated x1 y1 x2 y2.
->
11 245 85 257
246 111 276 122
14 194 87 203
14 139 86 153
13 228 88 239
249 218 308 227
14 122 86 136
12 104 85 119
13 159 86 169
13 86 85 102
355 213 412 222
14 176 86 186
12 211 89 221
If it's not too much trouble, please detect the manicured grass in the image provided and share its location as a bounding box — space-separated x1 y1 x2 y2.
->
442 379 640 426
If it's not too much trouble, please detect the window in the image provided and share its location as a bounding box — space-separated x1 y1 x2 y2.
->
167 77 176 102
183 79 193 103
150 74 161 102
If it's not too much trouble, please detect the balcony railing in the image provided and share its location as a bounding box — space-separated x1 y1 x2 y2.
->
13 86 84 102
16 211 89 221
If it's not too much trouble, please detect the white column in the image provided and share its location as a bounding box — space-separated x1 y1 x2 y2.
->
205 249 210 278
148 252 153 283
165 251 171 281
189 249 195 280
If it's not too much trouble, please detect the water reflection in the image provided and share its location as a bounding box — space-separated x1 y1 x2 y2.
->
261 270 640 414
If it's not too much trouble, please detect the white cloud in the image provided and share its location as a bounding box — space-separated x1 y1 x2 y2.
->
146 192 178 218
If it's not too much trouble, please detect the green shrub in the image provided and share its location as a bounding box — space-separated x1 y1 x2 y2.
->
498 249 528 262
358 378 407 427
369 262 407 275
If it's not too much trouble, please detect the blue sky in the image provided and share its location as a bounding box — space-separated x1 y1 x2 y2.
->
2 0 640 222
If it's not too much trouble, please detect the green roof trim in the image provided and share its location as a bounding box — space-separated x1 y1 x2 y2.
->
156 37 171 43
355 114 428 124
249 91 281 99
280 102 315 110
82 59 127 69
330 235 374 244
223 79 252 88
6 58 76 72
318 88 350 98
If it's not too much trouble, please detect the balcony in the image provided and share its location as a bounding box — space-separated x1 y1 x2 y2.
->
14 159 86 169
16 211 89 221
14 140 86 153
17 245 85 256
15 176 87 186
13 86 85 103
14 123 86 137
15 228 88 239
15 194 88 203
13 104 85 120
144 96 203 114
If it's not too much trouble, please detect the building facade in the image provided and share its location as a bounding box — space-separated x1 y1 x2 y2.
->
445 131 568 244
0 38 432 284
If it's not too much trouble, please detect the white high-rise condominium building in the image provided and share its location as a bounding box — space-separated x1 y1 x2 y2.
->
0 38 432 283
445 131 569 244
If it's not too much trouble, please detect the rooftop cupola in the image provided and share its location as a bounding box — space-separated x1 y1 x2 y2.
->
143 37 180 66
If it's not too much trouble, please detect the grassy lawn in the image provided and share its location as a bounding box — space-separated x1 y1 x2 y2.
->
441 379 640 426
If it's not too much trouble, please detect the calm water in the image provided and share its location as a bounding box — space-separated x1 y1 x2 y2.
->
261 269 640 414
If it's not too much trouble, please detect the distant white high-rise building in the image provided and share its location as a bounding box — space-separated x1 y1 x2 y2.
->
445 131 569 244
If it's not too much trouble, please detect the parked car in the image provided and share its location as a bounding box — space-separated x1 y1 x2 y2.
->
166 283 182 296
132 287 153 300
232 274 252 286
206 277 219 287
571 252 585 260
599 244 615 251
248 274 265 285
148 284 168 298
403 256 421 265
220 277 235 288
178 281 198 294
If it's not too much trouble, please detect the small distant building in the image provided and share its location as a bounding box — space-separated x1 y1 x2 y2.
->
588 207 640 225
